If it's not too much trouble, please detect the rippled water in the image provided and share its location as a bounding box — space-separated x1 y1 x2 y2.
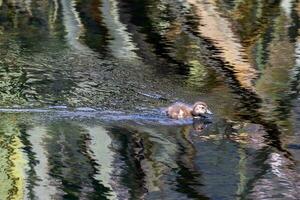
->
0 0 300 199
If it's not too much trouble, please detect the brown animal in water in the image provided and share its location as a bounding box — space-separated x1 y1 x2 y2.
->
166 101 212 119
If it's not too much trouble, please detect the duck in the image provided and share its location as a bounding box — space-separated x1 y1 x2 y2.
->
166 101 212 119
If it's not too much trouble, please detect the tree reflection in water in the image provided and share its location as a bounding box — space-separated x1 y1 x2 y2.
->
0 0 300 199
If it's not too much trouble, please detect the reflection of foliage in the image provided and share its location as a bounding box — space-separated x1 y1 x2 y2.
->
0 0 69 107
0 60 28 106
125 0 219 89
0 115 26 200
230 0 280 47
211 0 297 131
255 14 295 130
186 60 210 89
0 0 298 198
18 123 40 200
44 121 111 199
108 124 210 199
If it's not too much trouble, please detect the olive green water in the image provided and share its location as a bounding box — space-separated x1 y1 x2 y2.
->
0 0 300 199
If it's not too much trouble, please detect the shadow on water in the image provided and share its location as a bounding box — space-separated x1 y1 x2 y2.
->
0 0 300 199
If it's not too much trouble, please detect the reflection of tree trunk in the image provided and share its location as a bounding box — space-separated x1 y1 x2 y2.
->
117 0 191 75
236 147 247 197
25 126 62 200
115 124 211 199
181 1 300 197
186 0 257 90
108 126 147 199
175 126 210 199
44 121 111 199
100 0 139 61
247 152 300 199
49 0 58 31
60 0 92 52
74 0 110 56
182 0 295 158
84 126 118 200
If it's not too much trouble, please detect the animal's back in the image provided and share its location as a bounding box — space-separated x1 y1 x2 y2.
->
166 103 192 119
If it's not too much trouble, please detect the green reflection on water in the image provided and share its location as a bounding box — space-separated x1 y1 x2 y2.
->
0 114 27 200
0 0 300 199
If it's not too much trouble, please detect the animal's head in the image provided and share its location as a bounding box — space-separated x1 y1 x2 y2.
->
192 101 212 116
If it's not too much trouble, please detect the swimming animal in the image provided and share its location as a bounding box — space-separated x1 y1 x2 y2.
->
166 101 212 119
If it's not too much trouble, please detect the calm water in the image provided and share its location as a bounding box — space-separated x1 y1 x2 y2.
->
0 0 300 199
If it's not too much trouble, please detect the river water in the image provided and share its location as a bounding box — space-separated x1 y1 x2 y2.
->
0 0 300 199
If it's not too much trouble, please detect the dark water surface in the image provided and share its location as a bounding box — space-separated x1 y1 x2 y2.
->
0 0 300 199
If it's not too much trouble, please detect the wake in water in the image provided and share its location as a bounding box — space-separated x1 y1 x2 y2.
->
0 106 209 126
